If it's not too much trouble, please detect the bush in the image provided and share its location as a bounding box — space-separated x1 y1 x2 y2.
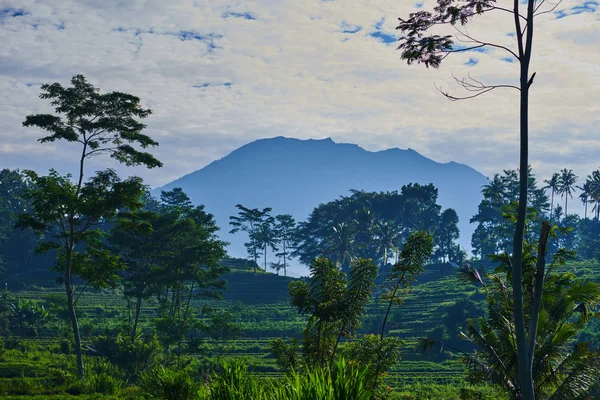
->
208 358 267 400
141 365 198 400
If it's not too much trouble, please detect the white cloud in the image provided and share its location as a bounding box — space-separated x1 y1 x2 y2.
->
0 0 598 217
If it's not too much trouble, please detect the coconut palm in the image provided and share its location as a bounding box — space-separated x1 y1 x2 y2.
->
586 170 600 223
254 215 279 271
325 222 356 272
577 181 592 219
543 173 560 220
373 219 401 268
558 169 578 218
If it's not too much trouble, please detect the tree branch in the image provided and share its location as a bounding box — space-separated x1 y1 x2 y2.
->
452 26 520 60
434 73 519 101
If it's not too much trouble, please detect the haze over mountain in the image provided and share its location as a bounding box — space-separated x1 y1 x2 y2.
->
155 136 488 276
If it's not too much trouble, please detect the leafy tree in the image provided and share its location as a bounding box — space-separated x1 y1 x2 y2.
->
152 189 228 362
108 206 178 341
558 169 578 218
16 74 161 378
395 0 571 393
379 231 433 342
294 186 443 268
229 205 271 273
434 208 460 263
543 173 560 220
255 212 278 271
0 169 32 275
286 257 377 368
274 214 296 277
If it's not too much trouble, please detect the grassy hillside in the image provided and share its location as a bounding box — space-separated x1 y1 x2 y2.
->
1 260 599 398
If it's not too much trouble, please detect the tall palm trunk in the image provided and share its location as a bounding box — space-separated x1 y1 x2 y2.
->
550 190 554 219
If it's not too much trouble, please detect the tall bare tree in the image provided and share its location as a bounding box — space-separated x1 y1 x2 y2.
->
395 0 571 397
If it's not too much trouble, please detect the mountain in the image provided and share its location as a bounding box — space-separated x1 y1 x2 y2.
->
154 136 488 276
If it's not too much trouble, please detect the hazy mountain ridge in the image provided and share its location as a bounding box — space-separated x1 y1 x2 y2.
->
154 136 489 275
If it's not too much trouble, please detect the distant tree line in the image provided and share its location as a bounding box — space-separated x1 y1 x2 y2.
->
230 185 463 274
471 166 600 265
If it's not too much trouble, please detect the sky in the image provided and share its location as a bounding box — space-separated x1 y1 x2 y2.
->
0 0 599 216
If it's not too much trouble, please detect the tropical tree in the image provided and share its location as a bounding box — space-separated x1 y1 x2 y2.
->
152 189 227 363
396 0 567 394
422 235 600 400
558 169 578 218
434 208 460 263
284 257 377 370
275 214 296 277
543 173 560 220
254 212 278 271
229 205 271 273
585 170 600 223
373 219 401 268
372 231 433 388
324 222 356 272
578 181 592 220
16 74 161 378
0 169 34 275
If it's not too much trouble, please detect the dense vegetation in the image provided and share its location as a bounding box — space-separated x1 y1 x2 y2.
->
1 73 599 400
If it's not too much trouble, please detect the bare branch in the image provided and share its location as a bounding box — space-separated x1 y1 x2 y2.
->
452 25 521 60
434 72 519 101
534 0 564 17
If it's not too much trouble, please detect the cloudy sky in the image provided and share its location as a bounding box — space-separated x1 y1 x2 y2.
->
1 0 599 213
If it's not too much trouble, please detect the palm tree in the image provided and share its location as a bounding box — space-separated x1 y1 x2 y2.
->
543 173 560 220
586 170 600 223
255 215 278 271
373 220 401 268
325 222 355 272
577 181 592 219
558 168 578 218
420 248 600 400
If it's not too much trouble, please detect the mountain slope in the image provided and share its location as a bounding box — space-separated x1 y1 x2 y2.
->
155 136 488 275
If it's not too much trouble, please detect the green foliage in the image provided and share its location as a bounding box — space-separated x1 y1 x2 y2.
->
207 358 265 400
343 333 403 390
470 169 549 260
422 235 600 399
141 365 198 400
83 358 125 395
293 186 448 269
288 257 378 368
270 337 301 371
92 332 163 381
229 205 272 272
22 75 162 169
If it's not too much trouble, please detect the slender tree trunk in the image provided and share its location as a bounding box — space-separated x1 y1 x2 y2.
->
565 196 568 218
264 243 267 271
584 200 588 219
550 190 554 219
383 247 388 267
512 3 535 394
283 241 287 277
65 246 84 378
131 292 143 342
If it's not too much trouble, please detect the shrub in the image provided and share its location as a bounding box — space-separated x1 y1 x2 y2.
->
208 358 267 400
141 365 198 400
